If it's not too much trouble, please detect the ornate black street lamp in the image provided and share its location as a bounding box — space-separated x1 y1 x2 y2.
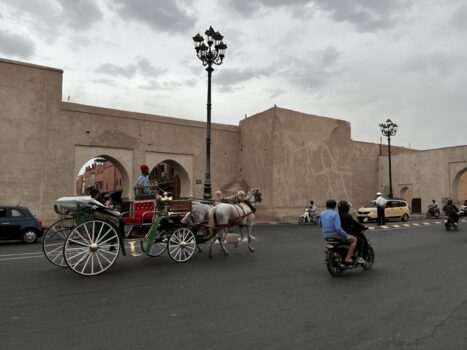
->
193 26 227 199
379 118 398 199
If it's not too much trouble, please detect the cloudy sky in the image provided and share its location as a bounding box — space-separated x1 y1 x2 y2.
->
1 0 466 149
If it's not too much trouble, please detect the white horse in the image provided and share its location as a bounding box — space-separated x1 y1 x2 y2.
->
208 188 262 257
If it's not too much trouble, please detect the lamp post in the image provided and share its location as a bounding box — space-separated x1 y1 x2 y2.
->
193 26 227 199
379 118 398 199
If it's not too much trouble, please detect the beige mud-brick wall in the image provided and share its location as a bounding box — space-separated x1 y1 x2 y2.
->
0 59 63 217
379 146 467 209
240 107 354 222
350 141 380 208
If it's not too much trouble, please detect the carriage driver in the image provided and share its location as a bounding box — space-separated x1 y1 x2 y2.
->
135 164 150 195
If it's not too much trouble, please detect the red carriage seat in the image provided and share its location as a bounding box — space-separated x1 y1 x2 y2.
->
121 200 156 225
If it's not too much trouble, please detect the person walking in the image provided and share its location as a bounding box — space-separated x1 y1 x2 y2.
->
376 192 386 225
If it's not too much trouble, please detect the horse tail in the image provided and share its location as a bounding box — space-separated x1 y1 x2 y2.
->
208 205 218 229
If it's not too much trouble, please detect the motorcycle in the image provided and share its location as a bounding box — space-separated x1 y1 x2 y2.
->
444 215 458 231
426 206 440 219
324 234 375 277
299 208 319 225
460 205 467 218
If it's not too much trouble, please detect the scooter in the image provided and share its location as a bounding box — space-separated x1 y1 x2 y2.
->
444 215 458 231
460 205 467 218
299 208 319 225
426 206 440 219
324 235 375 277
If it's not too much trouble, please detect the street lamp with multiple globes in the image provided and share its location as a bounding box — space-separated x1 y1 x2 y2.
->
379 118 398 199
193 26 227 199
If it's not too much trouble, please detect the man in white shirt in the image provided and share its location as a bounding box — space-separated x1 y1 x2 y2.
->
376 192 386 225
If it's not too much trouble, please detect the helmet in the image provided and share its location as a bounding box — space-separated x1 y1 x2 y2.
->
325 199 337 209
338 200 351 213
376 192 382 196
447 199 453 205
309 200 314 205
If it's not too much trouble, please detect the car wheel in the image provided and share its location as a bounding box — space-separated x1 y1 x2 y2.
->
22 230 38 243
401 214 409 222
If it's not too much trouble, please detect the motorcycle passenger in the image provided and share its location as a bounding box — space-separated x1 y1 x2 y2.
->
427 199 439 216
337 200 368 263
319 199 358 265
443 199 459 225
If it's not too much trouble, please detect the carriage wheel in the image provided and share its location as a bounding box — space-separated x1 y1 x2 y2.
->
140 230 167 257
167 228 196 263
42 217 75 267
63 220 120 276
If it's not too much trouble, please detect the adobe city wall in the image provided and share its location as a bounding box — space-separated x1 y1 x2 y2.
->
378 146 467 209
6 57 464 225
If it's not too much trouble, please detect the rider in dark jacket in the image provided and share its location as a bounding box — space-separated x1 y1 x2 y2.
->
443 199 459 224
338 200 369 260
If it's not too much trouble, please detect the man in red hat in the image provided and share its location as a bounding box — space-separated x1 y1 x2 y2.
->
135 164 150 195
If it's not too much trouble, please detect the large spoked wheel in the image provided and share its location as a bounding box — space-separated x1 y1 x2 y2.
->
167 228 196 263
43 217 75 267
63 220 120 276
362 246 375 270
140 230 168 257
326 251 344 277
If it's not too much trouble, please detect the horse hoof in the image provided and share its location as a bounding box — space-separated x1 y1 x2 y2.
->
248 246 255 253
223 251 229 256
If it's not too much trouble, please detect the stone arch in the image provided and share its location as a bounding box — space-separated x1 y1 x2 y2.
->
74 146 133 200
145 152 193 198
452 166 467 203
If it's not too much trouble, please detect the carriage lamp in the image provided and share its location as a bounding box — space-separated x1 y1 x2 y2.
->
379 118 398 199
193 26 227 199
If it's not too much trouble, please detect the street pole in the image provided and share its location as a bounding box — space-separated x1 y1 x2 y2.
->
193 26 227 200
379 118 398 199
388 135 393 199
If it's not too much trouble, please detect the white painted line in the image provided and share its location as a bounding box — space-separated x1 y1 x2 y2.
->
423 223 431 225
368 227 375 230
392 225 400 228
412 223 420 226
381 225 389 229
434 222 442 224
403 224 411 227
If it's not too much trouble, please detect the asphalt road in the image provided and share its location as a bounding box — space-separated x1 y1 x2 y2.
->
1 221 467 350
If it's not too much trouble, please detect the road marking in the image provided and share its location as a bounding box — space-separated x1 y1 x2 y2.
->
0 252 43 257
381 225 389 229
434 222 442 224
392 225 400 228
423 222 431 225
412 223 420 226
0 255 44 261
403 224 411 227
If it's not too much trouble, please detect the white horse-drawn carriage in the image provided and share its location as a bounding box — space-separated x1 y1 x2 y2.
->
42 188 262 276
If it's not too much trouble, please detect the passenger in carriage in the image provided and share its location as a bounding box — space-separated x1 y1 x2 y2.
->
90 188 102 202
135 164 151 195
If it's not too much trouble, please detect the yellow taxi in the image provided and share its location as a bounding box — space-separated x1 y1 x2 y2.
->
357 199 410 223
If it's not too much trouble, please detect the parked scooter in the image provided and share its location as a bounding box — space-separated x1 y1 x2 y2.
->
460 205 467 218
299 207 319 225
324 232 375 277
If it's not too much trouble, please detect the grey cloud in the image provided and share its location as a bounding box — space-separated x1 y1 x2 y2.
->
112 0 196 33
274 46 344 90
96 63 138 78
215 67 271 87
223 0 407 31
59 0 103 30
451 4 467 31
95 56 166 79
0 30 35 58
92 78 117 86
401 50 467 76
136 57 166 77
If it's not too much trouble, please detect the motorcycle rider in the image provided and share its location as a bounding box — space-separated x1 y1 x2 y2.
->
442 199 459 225
427 199 440 217
319 199 359 264
337 200 368 262
306 200 317 220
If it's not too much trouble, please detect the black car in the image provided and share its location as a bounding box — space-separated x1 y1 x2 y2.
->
0 206 44 243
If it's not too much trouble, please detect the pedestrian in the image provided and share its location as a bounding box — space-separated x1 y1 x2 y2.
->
376 192 386 225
